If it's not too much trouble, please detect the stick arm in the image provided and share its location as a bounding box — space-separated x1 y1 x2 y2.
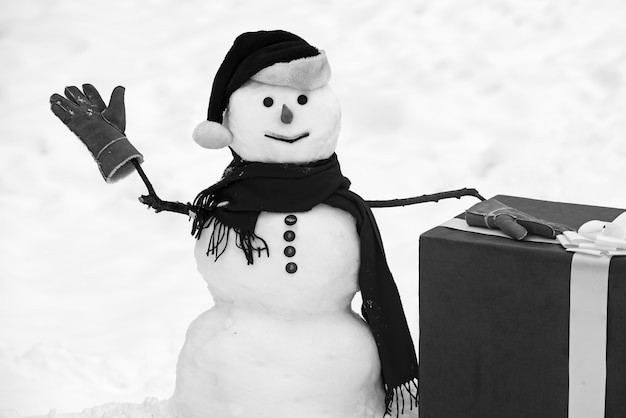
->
365 187 485 208
131 159 193 215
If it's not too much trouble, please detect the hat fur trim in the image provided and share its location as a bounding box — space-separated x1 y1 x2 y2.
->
251 51 331 90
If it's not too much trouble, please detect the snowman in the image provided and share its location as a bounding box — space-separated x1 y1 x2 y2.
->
50 30 419 418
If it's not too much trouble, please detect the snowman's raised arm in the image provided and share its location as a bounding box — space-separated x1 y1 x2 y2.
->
133 160 192 215
50 84 192 216
365 187 485 208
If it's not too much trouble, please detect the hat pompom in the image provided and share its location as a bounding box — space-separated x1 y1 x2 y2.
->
192 120 233 149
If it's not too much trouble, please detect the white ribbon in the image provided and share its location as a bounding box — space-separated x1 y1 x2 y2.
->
440 212 626 417
564 213 626 418
568 252 611 418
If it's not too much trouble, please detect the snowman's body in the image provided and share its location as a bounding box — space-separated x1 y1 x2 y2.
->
168 41 396 417
171 204 386 417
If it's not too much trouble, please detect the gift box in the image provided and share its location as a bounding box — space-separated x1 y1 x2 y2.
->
418 195 626 418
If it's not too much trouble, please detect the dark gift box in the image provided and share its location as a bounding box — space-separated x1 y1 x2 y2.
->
418 195 626 418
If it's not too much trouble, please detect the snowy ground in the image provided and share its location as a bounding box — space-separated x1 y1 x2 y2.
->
1 0 626 416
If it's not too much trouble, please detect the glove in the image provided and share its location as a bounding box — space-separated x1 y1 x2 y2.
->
50 84 143 183
465 198 574 240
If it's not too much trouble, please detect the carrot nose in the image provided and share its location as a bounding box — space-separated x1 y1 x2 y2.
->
281 104 293 124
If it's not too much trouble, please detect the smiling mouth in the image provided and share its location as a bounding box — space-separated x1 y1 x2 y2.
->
264 132 310 143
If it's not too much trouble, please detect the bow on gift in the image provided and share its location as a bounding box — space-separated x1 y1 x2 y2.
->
557 220 626 257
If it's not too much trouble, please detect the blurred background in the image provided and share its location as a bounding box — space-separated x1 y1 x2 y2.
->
1 0 626 415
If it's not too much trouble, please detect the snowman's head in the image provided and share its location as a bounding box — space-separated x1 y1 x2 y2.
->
224 81 340 163
193 30 340 164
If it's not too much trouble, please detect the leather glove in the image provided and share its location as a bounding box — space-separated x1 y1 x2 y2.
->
465 198 574 240
50 84 143 183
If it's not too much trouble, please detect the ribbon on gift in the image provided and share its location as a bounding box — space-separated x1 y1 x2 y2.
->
440 211 626 418
559 213 626 418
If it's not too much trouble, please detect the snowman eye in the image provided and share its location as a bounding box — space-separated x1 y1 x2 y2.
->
297 95 308 105
263 97 274 107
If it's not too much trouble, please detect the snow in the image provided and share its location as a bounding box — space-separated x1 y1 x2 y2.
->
1 0 626 416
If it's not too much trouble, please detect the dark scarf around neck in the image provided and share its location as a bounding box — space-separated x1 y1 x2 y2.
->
191 153 419 416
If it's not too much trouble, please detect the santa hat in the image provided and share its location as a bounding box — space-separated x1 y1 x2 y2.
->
193 30 331 149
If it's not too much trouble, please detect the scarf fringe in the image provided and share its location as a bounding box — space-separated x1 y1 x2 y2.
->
192 214 269 265
190 185 218 238
191 187 269 265
385 378 419 417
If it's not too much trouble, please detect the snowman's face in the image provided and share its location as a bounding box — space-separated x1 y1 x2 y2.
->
224 81 341 164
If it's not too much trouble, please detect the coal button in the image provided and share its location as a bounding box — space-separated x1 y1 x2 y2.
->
284 214 298 226
283 230 296 242
286 262 298 274
284 246 296 257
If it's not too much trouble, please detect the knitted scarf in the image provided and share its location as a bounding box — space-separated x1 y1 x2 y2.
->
191 153 419 416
